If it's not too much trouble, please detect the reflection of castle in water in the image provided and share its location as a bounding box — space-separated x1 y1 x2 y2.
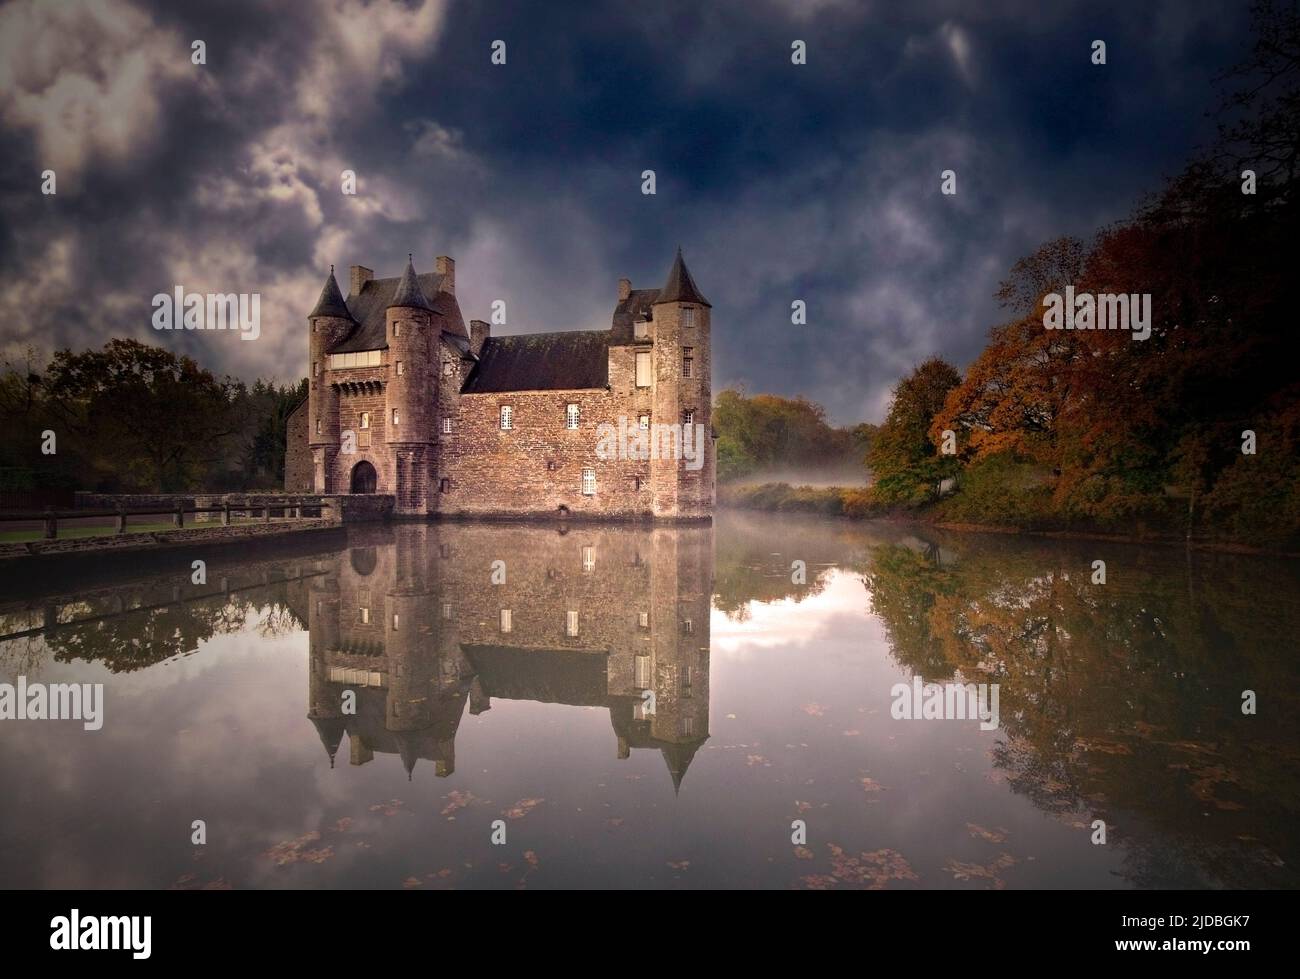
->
302 523 714 791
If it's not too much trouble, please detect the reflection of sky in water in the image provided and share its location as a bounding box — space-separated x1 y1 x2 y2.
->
1 514 1296 889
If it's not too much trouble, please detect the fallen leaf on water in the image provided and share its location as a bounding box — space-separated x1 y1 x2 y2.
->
402 876 423 889
667 860 690 871
368 799 406 817
859 776 885 793
944 853 1017 889
524 850 540 869
801 703 827 717
793 846 815 860
503 798 545 820
800 845 918 890
263 831 335 867
746 754 769 767
333 817 352 832
966 823 1008 844
441 790 484 818
794 800 813 813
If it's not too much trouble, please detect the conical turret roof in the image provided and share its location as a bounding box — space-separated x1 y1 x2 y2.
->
652 247 710 307
309 267 355 320
388 256 434 312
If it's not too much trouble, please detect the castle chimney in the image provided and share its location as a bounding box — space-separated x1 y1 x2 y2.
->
435 256 455 295
349 265 373 297
469 319 490 357
618 277 631 301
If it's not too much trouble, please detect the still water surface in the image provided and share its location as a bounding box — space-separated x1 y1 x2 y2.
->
1 512 1296 889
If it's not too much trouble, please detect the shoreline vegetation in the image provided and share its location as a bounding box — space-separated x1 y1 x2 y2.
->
718 482 1300 557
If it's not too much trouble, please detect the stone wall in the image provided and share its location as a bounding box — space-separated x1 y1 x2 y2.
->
439 389 654 519
285 399 312 492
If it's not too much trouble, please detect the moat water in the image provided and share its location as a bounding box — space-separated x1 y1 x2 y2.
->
1 512 1296 889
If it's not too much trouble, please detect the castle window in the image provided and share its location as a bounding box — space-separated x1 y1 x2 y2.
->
439 478 450 494
683 716 696 737
439 543 451 559
634 477 643 491
391 408 399 426
500 405 513 430
315 419 321 435
566 403 580 429
393 323 401 337
683 306 695 329
682 346 694 378
396 360 404 375
581 468 596 496
634 654 651 689
582 546 595 572
682 618 693 635
683 408 695 426
682 666 692 697
442 603 452 620
638 414 650 430
566 610 580 637
635 351 651 388
392 613 400 630
442 417 452 434
328 350 381 369
312 361 319 376
638 611 649 629
359 412 370 429
359 606 370 625
499 609 512 633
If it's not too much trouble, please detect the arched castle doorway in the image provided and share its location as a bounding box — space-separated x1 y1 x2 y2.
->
350 460 377 494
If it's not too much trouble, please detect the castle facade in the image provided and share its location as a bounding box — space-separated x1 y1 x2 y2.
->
286 250 715 520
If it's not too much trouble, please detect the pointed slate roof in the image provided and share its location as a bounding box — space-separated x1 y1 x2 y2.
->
652 248 710 307
308 267 355 321
461 330 611 393
389 257 434 311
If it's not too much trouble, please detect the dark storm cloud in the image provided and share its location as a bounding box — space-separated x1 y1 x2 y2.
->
0 0 1250 422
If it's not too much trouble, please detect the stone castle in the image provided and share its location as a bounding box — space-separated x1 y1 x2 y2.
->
286 250 715 520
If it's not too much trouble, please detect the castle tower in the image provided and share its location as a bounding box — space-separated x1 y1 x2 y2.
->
384 258 436 514
649 249 714 519
307 267 357 493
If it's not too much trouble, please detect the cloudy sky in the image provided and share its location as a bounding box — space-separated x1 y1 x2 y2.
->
0 0 1251 424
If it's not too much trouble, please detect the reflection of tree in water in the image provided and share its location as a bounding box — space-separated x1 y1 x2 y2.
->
34 580 306 674
862 534 1300 887
712 530 833 621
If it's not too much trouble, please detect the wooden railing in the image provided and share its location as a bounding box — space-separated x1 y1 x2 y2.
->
0 497 335 540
